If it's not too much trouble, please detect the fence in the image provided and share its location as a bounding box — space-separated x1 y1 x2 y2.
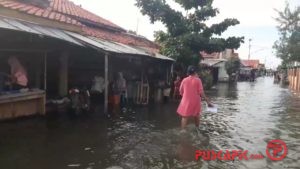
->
287 67 300 92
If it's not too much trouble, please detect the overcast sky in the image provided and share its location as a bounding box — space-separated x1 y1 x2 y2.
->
70 0 299 69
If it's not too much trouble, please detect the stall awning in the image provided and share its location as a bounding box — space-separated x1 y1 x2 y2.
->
201 59 226 67
0 17 174 61
130 46 175 61
0 17 83 46
155 53 175 61
65 31 174 61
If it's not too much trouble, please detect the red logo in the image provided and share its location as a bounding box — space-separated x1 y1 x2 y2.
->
266 140 288 161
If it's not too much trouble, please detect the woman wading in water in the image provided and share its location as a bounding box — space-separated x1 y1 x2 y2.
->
177 66 213 131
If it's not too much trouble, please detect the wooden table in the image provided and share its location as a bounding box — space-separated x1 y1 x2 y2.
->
0 90 45 120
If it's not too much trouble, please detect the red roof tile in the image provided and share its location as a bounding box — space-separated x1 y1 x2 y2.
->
11 3 26 9
49 0 123 31
0 0 159 50
82 26 159 49
0 0 82 26
200 51 221 59
35 9 43 16
27 6 39 14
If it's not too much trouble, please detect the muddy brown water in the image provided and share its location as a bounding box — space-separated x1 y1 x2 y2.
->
0 77 299 169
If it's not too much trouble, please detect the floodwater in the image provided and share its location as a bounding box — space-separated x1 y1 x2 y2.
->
0 77 299 169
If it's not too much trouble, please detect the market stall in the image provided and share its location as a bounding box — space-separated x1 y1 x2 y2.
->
0 89 45 120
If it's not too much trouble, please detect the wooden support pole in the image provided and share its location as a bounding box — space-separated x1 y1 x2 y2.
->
296 68 298 91
288 69 292 88
297 68 300 92
293 69 296 90
59 52 68 97
104 52 109 114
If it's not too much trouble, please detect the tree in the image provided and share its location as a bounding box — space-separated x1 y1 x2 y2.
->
136 0 244 67
273 3 300 66
225 56 241 82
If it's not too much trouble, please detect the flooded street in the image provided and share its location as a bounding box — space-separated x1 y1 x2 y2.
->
0 77 299 169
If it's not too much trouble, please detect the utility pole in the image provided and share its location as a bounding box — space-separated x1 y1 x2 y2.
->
248 38 252 60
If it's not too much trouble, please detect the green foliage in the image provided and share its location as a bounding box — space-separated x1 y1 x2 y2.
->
273 3 300 64
225 57 241 76
136 0 244 66
198 69 213 89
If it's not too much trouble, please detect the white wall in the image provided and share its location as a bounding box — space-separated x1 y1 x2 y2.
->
215 62 229 82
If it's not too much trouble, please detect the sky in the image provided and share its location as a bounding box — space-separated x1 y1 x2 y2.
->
70 0 299 69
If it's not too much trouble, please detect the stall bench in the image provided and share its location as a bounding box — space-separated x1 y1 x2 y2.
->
0 90 45 120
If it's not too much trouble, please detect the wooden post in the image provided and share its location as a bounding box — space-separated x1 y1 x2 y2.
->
297 68 300 92
43 52 47 115
290 69 292 88
288 68 292 88
296 68 298 91
104 52 109 114
59 52 68 97
293 69 296 90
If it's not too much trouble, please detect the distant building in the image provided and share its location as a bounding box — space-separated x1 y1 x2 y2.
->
241 60 260 69
200 49 239 83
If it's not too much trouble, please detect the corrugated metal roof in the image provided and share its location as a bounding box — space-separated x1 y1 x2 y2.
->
0 17 83 46
0 16 174 61
66 31 174 61
201 59 226 67
131 46 174 61
65 31 118 53
155 53 174 61
90 36 149 55
0 19 18 30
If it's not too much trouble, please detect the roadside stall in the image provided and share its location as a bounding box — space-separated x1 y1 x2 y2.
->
0 17 82 120
0 52 46 120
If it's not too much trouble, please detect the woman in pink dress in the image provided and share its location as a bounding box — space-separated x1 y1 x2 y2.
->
177 66 213 130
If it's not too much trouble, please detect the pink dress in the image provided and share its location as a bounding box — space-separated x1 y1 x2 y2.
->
9 57 28 86
177 76 203 117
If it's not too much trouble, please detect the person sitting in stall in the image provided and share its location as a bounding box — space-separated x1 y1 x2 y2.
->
7 56 28 90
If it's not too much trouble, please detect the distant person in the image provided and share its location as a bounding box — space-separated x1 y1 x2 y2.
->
7 56 28 90
116 72 127 109
91 75 105 94
90 75 105 112
250 69 256 82
173 75 182 100
177 66 213 131
163 82 171 103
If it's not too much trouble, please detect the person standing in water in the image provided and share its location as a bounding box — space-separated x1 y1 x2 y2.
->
173 75 182 100
177 66 213 131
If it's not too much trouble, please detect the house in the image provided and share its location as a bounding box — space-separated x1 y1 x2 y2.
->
239 60 261 81
200 59 228 83
0 0 174 120
200 49 239 83
241 60 260 69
